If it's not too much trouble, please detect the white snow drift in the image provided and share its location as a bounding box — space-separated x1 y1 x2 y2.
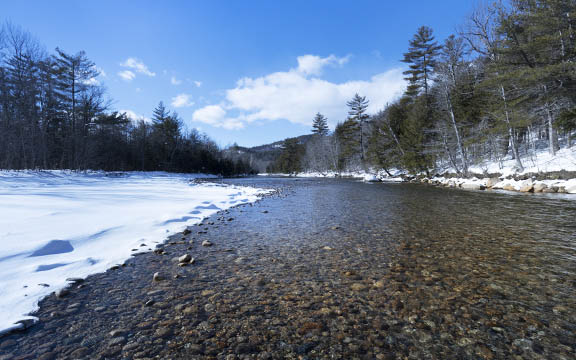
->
0 171 271 334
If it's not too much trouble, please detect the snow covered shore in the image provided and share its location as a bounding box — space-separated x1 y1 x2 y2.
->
0 171 271 334
262 147 576 194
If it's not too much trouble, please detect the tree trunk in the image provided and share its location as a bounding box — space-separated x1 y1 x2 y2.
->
445 85 468 175
500 85 524 171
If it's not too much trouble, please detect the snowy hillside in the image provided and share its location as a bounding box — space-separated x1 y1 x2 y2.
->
0 171 271 334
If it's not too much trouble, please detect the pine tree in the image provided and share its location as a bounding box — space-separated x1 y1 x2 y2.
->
346 94 370 162
401 26 442 98
151 101 182 170
311 112 329 135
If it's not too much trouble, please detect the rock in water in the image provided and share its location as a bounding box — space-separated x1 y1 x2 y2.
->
178 254 192 263
153 272 164 281
202 240 213 247
56 288 69 298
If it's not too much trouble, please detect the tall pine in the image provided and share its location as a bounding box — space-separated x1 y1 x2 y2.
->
401 26 442 98
346 94 370 162
311 112 329 135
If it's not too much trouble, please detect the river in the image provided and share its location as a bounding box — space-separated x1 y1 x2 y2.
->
2 177 575 359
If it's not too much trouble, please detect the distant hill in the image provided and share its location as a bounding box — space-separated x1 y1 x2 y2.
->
223 134 313 173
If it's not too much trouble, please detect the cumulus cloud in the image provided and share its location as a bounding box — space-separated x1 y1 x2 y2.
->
171 76 182 85
194 80 202 88
118 70 136 81
171 94 194 108
120 57 156 77
120 109 151 124
296 54 350 76
192 104 244 130
191 55 405 130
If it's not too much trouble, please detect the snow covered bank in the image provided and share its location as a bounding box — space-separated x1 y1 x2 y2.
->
259 170 404 183
425 146 576 194
0 171 271 334
426 176 576 194
466 147 576 177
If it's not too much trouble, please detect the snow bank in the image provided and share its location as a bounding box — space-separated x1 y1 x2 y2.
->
0 171 271 334
428 176 576 194
459 147 576 176
259 169 404 183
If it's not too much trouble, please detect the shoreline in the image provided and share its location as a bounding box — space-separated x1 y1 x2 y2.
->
263 173 576 195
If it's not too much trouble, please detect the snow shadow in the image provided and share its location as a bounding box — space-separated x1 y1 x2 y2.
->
35 263 69 272
29 240 74 257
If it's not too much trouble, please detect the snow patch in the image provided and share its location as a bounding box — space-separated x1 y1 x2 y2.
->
0 170 272 333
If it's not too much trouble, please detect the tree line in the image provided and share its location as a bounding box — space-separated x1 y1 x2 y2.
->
271 0 576 176
0 22 254 175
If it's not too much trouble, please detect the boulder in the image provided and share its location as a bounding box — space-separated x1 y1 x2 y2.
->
502 184 516 191
461 183 485 191
533 182 547 193
518 180 534 192
485 177 501 189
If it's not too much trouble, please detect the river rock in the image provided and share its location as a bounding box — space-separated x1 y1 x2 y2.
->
109 329 126 337
351 283 367 291
65 277 84 284
533 182 547 192
178 254 192 263
154 327 173 338
485 177 500 188
202 240 213 247
461 183 484 190
70 347 90 358
56 288 69 298
518 180 534 192
153 272 164 281
108 336 126 346
502 184 516 191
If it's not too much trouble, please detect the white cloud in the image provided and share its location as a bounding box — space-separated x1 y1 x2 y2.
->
296 54 350 76
120 109 151 124
120 57 156 77
192 104 244 130
191 55 405 130
194 80 202 88
171 94 194 108
118 70 136 81
171 76 182 85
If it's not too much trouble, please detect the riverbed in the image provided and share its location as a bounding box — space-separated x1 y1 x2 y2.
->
1 178 575 359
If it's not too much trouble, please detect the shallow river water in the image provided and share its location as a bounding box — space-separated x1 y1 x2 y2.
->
1 178 575 359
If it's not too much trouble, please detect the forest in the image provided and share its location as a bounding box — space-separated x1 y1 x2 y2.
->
268 0 576 176
0 23 254 175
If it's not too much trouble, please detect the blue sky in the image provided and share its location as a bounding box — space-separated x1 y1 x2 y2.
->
3 1 476 147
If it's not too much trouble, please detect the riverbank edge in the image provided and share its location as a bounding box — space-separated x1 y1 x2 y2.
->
400 173 576 194
0 183 278 341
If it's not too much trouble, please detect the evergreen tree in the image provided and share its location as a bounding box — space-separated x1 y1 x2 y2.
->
151 101 182 170
311 112 329 135
274 137 304 174
335 119 361 169
401 26 442 98
346 94 370 161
